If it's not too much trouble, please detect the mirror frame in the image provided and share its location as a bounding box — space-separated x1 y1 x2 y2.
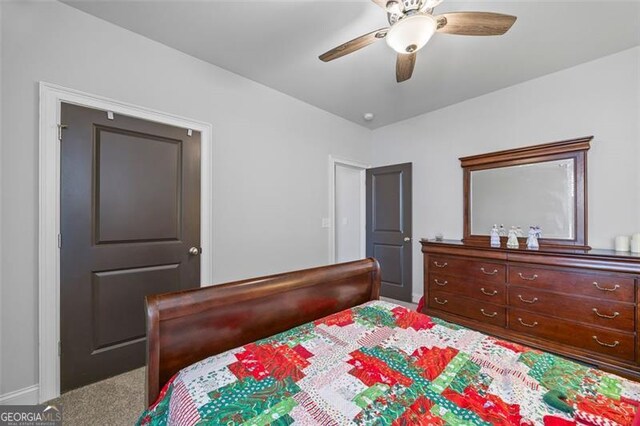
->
461 136 592 250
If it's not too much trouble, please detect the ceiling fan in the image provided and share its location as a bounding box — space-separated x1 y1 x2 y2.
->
319 0 517 83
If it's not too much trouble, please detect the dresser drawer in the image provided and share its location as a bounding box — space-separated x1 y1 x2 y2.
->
509 309 635 362
428 290 505 327
429 256 506 283
509 286 635 332
509 266 635 302
429 273 505 303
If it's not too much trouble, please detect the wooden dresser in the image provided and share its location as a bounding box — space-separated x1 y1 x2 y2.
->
421 240 640 381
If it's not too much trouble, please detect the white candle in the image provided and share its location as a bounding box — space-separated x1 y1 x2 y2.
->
631 233 640 253
615 235 630 252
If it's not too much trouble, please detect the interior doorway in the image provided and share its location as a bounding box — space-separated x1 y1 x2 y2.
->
38 82 213 402
59 103 202 391
329 157 369 263
366 163 413 302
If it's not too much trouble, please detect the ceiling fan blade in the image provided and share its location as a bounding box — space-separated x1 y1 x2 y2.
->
436 12 517 36
396 53 416 83
319 28 388 62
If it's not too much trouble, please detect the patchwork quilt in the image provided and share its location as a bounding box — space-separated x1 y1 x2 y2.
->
138 300 640 425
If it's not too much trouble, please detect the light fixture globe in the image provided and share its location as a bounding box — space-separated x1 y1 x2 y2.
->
386 14 437 54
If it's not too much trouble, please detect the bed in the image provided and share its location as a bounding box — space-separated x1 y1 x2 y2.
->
140 259 640 425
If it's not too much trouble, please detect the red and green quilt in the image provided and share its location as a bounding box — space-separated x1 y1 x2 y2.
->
138 300 640 425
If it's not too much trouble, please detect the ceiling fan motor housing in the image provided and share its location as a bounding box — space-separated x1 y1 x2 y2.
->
403 0 421 11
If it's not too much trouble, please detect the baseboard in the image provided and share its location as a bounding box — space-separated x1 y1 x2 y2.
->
0 385 39 405
412 293 422 304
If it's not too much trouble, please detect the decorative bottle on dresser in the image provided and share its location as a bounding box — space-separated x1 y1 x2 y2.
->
490 225 500 247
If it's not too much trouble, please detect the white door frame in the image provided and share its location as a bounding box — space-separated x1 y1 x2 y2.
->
38 82 214 402
328 156 369 263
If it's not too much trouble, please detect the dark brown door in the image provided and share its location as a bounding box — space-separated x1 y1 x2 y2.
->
60 103 201 391
366 163 412 302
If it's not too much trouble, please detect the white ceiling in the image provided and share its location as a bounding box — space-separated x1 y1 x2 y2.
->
62 0 640 129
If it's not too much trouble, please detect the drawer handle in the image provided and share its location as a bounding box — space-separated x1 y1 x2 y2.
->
433 261 448 268
518 318 538 328
481 267 498 275
480 309 497 318
593 282 620 292
518 295 539 304
434 279 448 286
518 273 538 281
592 308 620 319
480 288 498 296
592 336 619 348
434 297 448 305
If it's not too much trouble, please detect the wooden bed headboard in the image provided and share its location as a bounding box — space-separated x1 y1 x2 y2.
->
145 258 381 406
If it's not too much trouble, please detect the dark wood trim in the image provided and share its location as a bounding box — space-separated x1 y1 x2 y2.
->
145 297 160 407
461 137 592 250
459 136 593 167
145 258 381 407
422 239 640 271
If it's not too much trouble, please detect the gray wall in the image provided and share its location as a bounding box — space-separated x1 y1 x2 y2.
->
372 46 640 300
0 0 372 395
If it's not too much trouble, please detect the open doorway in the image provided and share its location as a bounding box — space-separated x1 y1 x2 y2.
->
329 157 369 263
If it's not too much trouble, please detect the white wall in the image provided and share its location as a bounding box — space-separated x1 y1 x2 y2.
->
372 46 640 298
0 0 371 397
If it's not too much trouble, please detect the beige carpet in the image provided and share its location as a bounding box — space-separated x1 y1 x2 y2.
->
47 368 145 426
381 296 418 310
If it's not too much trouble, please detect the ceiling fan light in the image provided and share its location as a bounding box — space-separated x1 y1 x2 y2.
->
385 14 437 54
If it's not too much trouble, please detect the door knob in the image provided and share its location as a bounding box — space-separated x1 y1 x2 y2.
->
188 247 201 256
404 237 411 242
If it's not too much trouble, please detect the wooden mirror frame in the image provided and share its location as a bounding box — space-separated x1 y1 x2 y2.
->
460 136 592 250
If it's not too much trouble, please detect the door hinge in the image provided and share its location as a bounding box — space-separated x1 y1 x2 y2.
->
58 341 61 357
57 234 61 249
57 124 68 141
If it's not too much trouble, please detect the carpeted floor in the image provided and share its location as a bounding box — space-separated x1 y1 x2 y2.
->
380 296 418 310
46 367 145 426
45 298 417 425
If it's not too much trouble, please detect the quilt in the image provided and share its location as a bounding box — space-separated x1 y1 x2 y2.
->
138 300 640 425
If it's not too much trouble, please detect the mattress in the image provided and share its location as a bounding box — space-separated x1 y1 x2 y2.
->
138 300 640 425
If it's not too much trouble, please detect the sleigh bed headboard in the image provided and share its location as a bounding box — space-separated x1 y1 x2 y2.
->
145 258 381 406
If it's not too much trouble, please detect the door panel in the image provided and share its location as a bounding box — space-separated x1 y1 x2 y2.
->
91 264 180 351
366 163 412 302
96 127 182 243
372 244 404 288
60 103 201 391
372 172 403 232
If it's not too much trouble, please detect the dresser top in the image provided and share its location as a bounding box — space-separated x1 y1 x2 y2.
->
420 239 640 263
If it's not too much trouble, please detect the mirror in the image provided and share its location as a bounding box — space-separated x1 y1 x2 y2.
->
471 159 575 239
461 137 591 249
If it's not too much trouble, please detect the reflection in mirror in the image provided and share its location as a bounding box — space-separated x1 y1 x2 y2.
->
471 159 575 239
